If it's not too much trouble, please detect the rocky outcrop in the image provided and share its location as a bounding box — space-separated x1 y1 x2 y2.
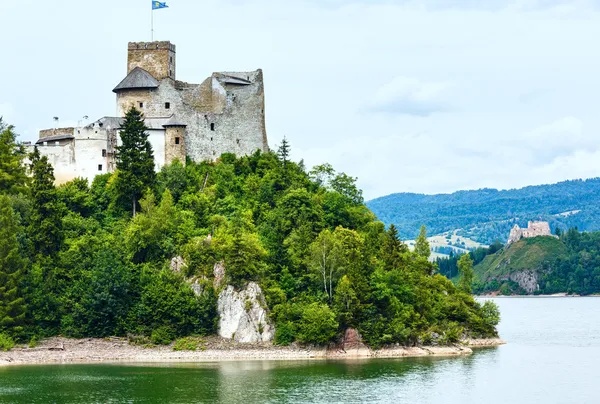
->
340 328 371 356
217 282 274 343
508 270 539 293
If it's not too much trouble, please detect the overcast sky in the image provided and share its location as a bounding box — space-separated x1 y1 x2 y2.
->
1 0 599 199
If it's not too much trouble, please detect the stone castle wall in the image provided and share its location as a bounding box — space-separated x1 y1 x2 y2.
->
33 40 268 184
507 221 556 246
127 41 176 81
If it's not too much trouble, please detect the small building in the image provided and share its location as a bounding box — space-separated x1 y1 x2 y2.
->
29 40 269 184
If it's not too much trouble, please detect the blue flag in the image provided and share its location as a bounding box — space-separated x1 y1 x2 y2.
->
152 1 168 10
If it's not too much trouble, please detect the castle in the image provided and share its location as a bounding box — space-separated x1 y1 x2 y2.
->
507 221 557 246
29 41 269 184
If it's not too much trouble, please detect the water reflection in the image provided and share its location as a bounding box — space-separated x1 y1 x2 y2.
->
1 298 600 403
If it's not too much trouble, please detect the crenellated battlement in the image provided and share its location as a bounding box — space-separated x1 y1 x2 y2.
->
128 41 176 52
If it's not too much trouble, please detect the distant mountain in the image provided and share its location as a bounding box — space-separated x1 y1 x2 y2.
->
367 178 600 244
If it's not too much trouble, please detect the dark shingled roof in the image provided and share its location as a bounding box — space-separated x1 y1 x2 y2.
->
162 116 187 127
36 134 74 144
113 67 159 93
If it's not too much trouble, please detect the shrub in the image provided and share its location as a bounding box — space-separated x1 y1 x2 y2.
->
28 336 39 348
127 334 152 346
0 333 15 352
173 337 198 351
296 303 338 345
274 322 296 346
151 326 175 345
481 301 501 330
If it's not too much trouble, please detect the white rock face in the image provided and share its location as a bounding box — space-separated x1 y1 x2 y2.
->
218 282 274 343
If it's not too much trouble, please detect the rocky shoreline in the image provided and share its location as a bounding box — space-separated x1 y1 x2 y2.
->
0 337 506 367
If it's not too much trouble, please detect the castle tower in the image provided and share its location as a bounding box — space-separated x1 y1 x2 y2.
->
163 118 187 166
127 41 176 81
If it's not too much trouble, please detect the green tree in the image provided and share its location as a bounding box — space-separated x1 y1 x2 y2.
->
157 160 187 203
28 147 64 257
381 224 408 269
308 229 340 299
114 107 155 216
0 119 28 194
296 303 339 345
69 248 133 337
414 225 431 259
0 196 27 336
457 254 474 294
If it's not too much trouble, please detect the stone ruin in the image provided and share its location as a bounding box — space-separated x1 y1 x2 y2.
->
506 221 557 246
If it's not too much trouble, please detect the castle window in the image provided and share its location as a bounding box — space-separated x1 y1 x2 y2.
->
236 139 240 145
102 149 107 157
169 70 172 77
175 137 180 145
98 164 103 171
165 102 170 109
139 102 144 108
170 56 173 63
99 122 103 128
210 137 213 141
210 123 215 131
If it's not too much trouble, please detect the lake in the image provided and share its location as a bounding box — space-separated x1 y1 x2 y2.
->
1 297 599 403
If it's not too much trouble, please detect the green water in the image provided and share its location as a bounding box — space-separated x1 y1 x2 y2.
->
1 297 599 403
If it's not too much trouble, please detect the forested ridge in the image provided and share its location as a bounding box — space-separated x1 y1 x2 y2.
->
436 230 600 296
0 111 499 351
368 180 600 244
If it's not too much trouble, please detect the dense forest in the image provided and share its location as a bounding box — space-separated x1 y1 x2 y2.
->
367 180 600 244
0 112 499 350
437 231 600 296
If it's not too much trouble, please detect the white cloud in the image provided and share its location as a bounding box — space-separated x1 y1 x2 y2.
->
367 76 452 116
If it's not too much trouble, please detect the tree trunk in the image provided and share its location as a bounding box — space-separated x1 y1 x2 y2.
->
132 196 136 217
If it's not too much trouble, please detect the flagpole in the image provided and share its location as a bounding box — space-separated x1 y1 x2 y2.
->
151 8 154 41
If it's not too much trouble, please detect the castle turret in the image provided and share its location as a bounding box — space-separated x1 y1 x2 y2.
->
163 118 187 166
127 41 176 81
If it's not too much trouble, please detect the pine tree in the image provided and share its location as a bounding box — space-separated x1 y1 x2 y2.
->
277 136 291 186
0 118 28 194
414 225 431 259
28 147 63 257
0 195 27 335
277 136 290 166
457 254 474 294
381 224 409 269
115 107 155 216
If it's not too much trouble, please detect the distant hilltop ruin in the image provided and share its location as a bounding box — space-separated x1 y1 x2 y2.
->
28 40 269 184
507 221 557 246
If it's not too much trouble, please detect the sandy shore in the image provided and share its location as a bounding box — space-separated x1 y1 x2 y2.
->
0 337 506 366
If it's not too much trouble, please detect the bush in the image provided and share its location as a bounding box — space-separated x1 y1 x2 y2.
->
173 337 199 351
127 334 152 346
296 303 338 345
481 301 501 330
151 326 175 345
274 321 296 346
0 333 15 352
28 336 39 348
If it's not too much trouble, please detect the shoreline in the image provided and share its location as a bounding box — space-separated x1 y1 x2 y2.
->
0 337 506 367
477 294 600 298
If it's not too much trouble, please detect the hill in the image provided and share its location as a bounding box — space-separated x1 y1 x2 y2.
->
367 178 600 244
473 236 568 294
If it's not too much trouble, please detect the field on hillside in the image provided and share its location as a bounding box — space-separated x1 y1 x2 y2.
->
367 178 600 244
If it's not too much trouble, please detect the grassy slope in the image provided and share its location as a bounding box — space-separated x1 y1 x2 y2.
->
474 236 568 282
